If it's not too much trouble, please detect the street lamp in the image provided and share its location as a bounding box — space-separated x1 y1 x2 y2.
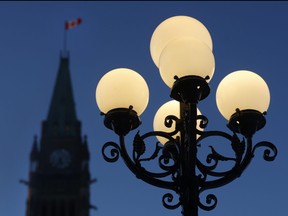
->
95 15 277 216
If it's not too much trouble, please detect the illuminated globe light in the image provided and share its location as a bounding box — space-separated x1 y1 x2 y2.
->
216 70 270 120
158 37 215 88
95 68 149 115
150 15 213 68
153 100 203 144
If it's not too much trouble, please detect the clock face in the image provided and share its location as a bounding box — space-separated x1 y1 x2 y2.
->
49 149 71 169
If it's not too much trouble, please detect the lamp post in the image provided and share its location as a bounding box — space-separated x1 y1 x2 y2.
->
95 16 277 216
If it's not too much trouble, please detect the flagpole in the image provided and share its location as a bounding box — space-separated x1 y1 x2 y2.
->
63 18 82 57
63 21 68 56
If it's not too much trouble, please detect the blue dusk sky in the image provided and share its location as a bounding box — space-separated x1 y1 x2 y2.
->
0 1 288 216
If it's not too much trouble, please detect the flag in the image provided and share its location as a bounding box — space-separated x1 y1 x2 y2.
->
65 18 82 30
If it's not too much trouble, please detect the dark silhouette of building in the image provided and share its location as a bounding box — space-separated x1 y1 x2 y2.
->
24 53 94 216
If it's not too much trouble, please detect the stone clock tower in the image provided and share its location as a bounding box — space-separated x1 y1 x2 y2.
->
25 54 95 216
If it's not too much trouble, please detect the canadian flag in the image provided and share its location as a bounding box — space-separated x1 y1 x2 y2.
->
65 18 82 30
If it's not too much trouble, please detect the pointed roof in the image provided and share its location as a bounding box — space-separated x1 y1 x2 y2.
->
42 54 80 138
47 55 77 122
30 135 39 160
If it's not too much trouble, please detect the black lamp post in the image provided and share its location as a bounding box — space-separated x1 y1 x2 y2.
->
95 16 277 216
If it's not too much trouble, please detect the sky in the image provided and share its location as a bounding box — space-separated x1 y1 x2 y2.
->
0 1 288 216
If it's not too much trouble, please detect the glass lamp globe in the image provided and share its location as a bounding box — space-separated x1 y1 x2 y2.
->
159 37 215 88
153 100 202 144
216 70 270 120
95 68 149 115
150 15 213 68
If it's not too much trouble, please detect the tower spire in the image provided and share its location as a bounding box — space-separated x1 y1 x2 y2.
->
42 54 80 138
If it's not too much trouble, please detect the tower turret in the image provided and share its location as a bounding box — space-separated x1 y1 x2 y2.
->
30 135 39 173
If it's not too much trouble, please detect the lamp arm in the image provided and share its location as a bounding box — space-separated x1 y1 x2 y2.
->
133 131 180 177
198 132 251 191
117 135 177 190
194 132 276 212
198 134 277 191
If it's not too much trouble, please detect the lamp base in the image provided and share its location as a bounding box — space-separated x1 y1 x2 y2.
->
104 108 141 136
228 109 266 137
170 75 210 103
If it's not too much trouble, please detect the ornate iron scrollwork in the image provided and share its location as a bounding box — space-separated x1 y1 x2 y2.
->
102 141 121 163
252 141 277 161
162 192 181 209
101 111 277 213
199 193 217 211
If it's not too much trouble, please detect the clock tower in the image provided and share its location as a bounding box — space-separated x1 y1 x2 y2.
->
25 53 94 216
